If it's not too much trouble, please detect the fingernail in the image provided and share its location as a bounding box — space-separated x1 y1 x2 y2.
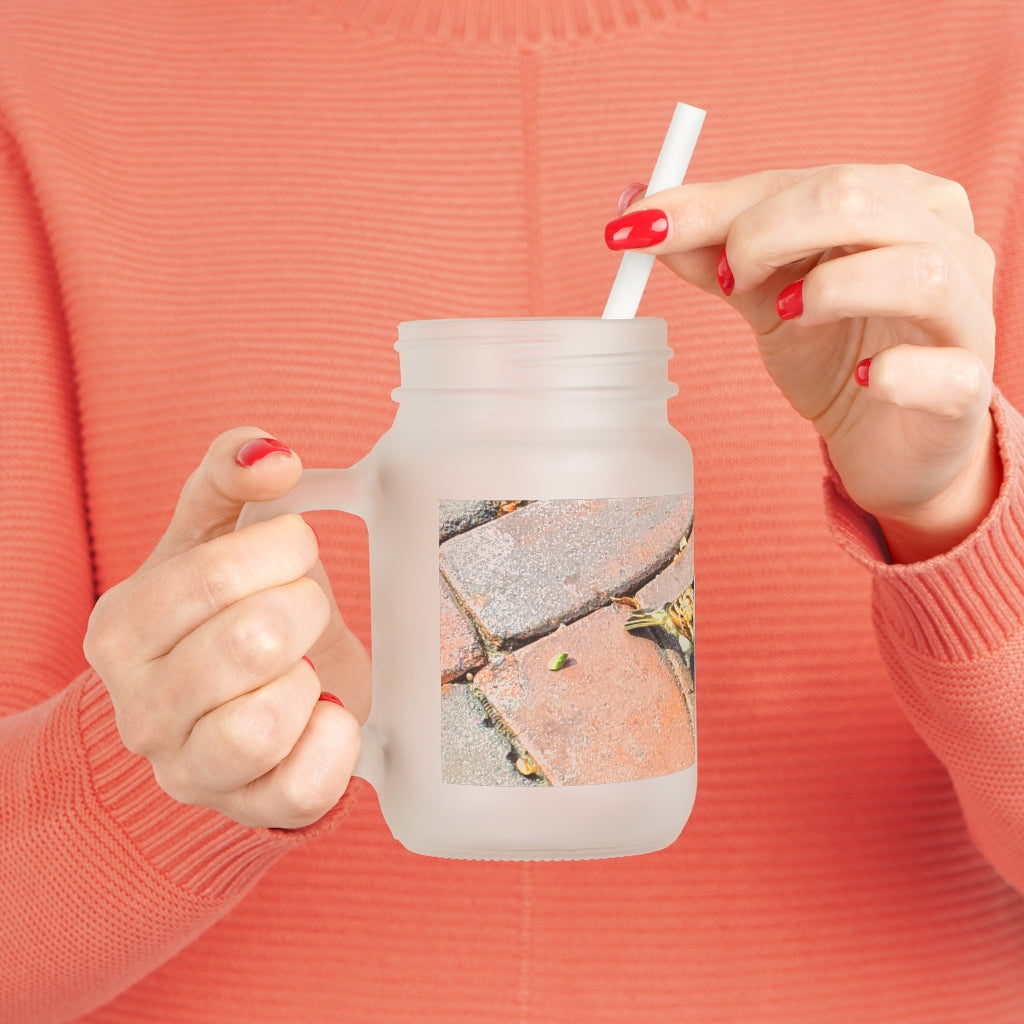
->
317 691 345 708
235 437 293 468
855 357 872 387
604 208 669 250
302 655 316 672
716 247 734 296
616 182 648 216
776 280 804 320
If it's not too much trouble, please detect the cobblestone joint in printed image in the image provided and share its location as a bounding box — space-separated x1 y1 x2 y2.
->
440 496 691 647
440 495 694 787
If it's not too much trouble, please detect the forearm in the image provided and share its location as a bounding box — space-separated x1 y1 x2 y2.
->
0 669 347 1022
826 391 1024 891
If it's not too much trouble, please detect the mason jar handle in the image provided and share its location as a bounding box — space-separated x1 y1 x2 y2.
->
236 466 386 792
235 467 371 527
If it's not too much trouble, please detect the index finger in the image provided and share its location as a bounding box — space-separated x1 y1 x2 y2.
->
118 513 320 661
624 163 976 257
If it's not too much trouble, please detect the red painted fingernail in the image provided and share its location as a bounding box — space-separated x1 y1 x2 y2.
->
616 182 648 216
716 247 734 296
235 437 293 467
302 655 316 672
855 357 872 387
318 691 345 708
604 208 669 250
776 279 804 320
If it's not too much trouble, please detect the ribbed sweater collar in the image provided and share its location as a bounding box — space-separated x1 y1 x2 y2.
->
327 0 702 44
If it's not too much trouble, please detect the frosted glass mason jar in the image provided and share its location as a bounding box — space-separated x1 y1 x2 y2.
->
239 318 696 860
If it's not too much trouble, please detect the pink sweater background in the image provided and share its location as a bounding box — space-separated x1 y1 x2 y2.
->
1 1 1023 1021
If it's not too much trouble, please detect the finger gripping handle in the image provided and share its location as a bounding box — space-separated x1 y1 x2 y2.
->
236 465 385 792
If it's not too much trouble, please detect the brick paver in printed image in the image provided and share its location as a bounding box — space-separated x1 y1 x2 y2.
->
439 495 694 787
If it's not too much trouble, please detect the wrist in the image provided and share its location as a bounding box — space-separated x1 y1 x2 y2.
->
873 412 1002 563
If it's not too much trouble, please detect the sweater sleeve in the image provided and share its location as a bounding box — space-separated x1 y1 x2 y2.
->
825 391 1024 895
0 129 350 1023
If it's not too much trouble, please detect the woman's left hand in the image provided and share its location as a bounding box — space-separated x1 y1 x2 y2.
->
606 164 1000 562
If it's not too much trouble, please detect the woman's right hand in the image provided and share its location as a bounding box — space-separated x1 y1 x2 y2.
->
83 428 369 830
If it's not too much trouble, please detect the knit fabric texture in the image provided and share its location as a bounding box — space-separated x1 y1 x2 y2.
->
1 1 1023 1021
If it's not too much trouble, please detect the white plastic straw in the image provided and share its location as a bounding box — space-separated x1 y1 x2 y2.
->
602 102 706 319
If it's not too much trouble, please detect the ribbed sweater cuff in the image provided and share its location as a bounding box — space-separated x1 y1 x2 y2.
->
77 669 353 903
824 390 1024 661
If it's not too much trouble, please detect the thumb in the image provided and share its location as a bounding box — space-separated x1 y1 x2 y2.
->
861 344 991 436
145 427 304 567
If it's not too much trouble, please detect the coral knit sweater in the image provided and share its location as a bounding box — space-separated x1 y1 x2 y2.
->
2 1 1023 1021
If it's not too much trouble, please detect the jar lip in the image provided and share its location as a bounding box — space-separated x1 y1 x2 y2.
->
393 382 680 393
394 318 674 394
398 316 666 326
398 315 666 321
396 316 666 345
